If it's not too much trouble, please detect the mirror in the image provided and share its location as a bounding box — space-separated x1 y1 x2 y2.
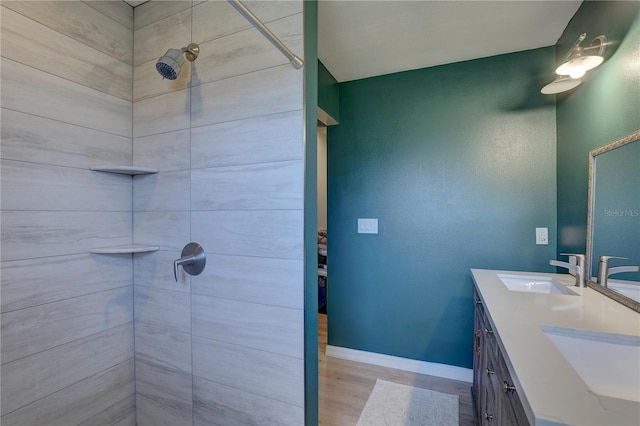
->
586 129 640 312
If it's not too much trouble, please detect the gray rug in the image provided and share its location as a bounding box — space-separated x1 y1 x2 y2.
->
356 379 459 426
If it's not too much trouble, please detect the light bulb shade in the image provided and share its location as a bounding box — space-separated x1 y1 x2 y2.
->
541 77 582 95
555 55 604 76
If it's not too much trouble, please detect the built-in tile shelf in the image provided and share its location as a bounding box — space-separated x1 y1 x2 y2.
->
90 165 158 175
90 245 159 254
89 165 159 255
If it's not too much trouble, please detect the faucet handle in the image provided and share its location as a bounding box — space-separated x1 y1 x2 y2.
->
554 254 586 288
599 255 628 263
560 253 585 261
173 242 206 282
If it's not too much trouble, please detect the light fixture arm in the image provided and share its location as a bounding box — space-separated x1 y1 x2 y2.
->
584 35 607 57
561 33 587 64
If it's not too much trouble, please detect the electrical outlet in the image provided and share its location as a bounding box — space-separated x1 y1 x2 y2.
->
536 227 548 245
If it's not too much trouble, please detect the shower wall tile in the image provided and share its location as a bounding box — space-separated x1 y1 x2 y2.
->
134 285 191 334
1 211 132 262
133 129 191 172
1 286 133 363
193 377 304 426
133 87 190 137
2 7 132 101
134 59 191 101
134 249 191 292
79 394 137 426
2 360 135 426
132 2 305 424
133 170 191 212
191 111 303 168
133 211 190 251
83 0 134 31
135 359 193 426
195 14 303 86
1 160 132 212
134 0 199 31
1 322 133 415
192 254 302 309
192 295 304 358
0 109 131 168
192 336 304 406
1 2 135 424
135 322 192 373
1 253 132 313
191 210 303 259
191 160 303 210
133 8 191 67
2 58 132 138
2 1 133 64
192 0 303 45
191 64 303 128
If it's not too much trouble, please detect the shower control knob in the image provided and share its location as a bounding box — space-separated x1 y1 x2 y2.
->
174 242 206 282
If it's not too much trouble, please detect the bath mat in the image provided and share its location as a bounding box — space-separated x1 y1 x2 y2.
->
356 379 459 426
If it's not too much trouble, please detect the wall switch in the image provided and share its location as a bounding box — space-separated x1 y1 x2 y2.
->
358 218 378 234
535 227 548 245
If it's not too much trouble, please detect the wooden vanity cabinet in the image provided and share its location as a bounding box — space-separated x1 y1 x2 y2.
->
472 286 529 425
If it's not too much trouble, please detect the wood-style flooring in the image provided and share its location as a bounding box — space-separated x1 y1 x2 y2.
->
318 313 476 425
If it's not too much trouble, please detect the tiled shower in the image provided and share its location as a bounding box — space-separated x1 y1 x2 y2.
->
1 1 305 424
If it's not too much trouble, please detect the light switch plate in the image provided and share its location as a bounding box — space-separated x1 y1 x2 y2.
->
358 218 378 234
536 227 548 245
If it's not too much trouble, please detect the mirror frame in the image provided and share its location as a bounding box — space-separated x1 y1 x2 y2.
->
585 129 640 313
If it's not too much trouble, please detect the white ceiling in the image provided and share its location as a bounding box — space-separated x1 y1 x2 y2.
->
125 1 582 83
124 0 147 7
318 0 582 82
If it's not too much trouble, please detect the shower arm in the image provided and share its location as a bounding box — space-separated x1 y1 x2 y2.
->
227 0 304 69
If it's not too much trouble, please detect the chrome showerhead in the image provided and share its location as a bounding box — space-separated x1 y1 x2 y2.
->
155 43 200 80
156 48 184 80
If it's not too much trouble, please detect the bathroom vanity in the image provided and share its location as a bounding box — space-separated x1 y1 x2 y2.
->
471 269 640 425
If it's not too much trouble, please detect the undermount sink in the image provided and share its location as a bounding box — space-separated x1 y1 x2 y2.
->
498 274 577 295
607 281 640 302
541 326 640 402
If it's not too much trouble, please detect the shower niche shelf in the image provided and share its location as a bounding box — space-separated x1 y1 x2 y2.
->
90 244 159 254
90 165 158 175
89 165 159 254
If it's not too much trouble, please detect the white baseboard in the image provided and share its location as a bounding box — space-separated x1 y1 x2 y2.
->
325 345 473 383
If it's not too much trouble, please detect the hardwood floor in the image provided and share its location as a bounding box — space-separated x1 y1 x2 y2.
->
318 314 475 425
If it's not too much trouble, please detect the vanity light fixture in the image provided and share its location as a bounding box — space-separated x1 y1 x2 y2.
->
555 33 607 79
541 33 608 95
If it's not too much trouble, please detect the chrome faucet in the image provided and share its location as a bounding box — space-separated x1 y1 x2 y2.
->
549 253 586 288
597 255 640 288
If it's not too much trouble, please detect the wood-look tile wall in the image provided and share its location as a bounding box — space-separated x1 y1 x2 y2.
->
132 1 305 424
0 2 135 425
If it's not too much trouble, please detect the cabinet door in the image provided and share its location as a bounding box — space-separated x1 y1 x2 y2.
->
496 348 529 426
472 289 486 420
484 351 501 424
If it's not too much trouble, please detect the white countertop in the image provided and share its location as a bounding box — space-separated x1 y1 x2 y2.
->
471 269 640 426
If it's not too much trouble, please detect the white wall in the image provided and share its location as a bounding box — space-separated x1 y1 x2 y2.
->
132 1 305 424
0 2 136 424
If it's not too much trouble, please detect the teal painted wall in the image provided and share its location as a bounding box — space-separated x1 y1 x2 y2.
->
327 47 557 368
556 2 640 256
303 1 319 424
318 60 339 122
